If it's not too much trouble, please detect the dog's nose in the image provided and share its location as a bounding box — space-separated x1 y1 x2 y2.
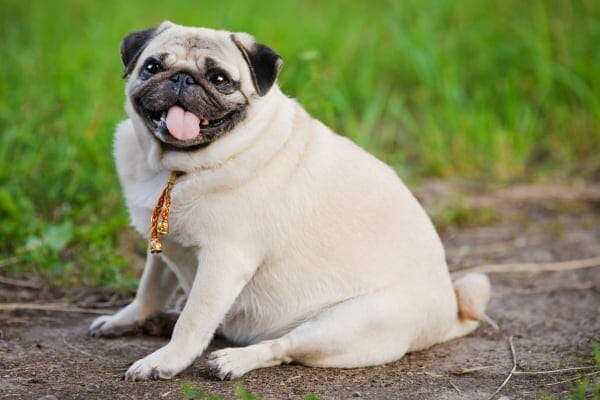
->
170 72 196 91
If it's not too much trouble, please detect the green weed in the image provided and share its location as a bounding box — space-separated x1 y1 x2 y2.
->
233 384 260 400
430 194 497 231
538 341 600 400
181 382 221 400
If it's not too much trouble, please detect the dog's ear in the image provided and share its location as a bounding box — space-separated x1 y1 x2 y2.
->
231 34 283 96
120 27 157 78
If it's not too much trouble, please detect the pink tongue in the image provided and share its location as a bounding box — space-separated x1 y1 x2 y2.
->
165 105 201 141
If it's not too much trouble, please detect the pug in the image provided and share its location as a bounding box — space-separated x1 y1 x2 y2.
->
89 21 491 381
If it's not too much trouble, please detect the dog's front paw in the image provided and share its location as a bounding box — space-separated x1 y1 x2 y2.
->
207 348 252 380
124 345 191 381
88 314 137 337
88 302 149 338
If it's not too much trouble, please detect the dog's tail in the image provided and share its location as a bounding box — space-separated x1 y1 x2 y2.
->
443 273 491 341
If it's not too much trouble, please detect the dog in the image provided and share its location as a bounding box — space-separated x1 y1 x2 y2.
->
89 21 491 381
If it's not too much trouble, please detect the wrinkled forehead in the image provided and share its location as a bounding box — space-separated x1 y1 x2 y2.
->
141 26 244 73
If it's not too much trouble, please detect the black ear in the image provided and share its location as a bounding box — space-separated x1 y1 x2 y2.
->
231 35 283 96
120 27 157 78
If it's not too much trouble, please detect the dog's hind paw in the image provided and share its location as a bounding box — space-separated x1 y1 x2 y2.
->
207 349 241 380
207 347 263 380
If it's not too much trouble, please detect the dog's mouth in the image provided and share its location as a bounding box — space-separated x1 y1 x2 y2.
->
142 104 239 149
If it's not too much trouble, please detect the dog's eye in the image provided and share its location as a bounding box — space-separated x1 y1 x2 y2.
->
143 61 162 75
209 72 230 86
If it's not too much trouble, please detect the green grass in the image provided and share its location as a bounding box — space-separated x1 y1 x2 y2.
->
1 0 599 285
428 194 498 231
539 340 600 400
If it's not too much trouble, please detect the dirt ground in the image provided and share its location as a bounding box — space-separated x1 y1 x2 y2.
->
1 182 599 400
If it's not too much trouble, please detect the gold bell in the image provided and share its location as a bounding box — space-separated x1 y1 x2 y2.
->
150 238 163 254
157 220 169 235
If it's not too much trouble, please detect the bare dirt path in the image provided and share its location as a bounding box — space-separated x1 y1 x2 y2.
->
1 183 599 400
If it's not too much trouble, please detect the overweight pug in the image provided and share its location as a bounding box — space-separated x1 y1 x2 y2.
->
89 21 491 381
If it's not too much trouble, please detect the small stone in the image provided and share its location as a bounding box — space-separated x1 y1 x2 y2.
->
352 391 361 397
37 396 58 400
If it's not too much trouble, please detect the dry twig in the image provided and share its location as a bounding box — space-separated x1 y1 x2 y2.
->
513 366 595 376
449 380 462 394
453 365 495 375
0 257 19 269
80 298 133 309
0 302 112 315
455 256 600 275
446 236 543 258
544 371 600 387
0 276 42 289
423 371 444 377
483 313 500 330
62 334 95 358
505 282 595 295
488 336 517 400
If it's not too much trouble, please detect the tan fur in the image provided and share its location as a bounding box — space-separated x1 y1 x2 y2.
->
89 22 491 381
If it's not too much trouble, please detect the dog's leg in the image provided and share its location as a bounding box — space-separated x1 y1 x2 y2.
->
89 251 179 337
123 244 258 381
208 291 421 380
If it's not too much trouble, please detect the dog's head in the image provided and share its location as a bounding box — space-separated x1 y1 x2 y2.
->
120 21 283 150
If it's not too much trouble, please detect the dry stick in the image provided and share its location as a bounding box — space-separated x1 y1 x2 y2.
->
488 336 517 400
483 313 500 330
62 334 95 358
513 366 595 376
84 298 133 309
446 236 543 258
0 256 19 269
507 282 595 295
545 371 600 387
0 276 42 289
455 256 600 275
454 365 495 375
449 380 462 394
0 302 113 315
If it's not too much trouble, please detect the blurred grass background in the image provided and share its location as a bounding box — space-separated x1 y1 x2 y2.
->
1 0 599 286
